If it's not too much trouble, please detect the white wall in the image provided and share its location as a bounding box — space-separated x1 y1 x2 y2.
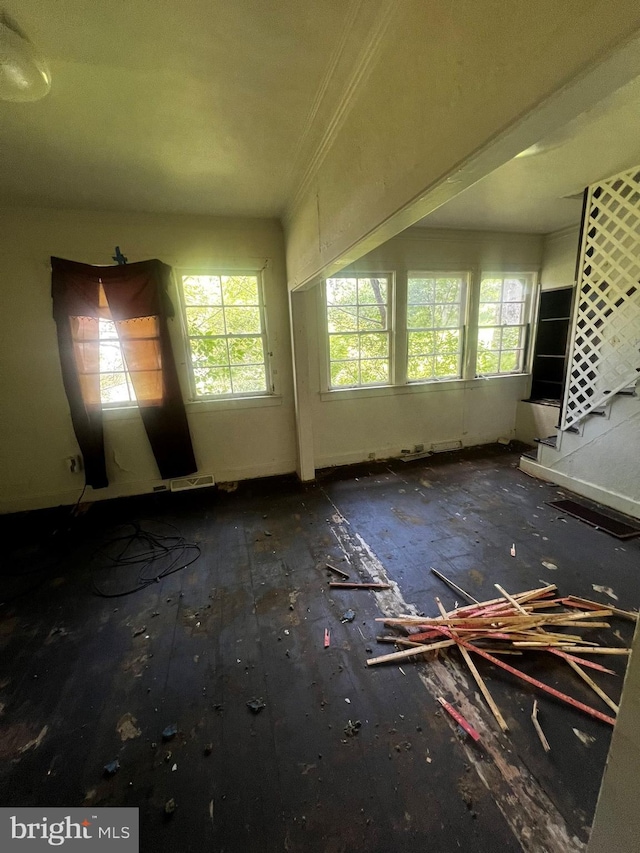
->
285 2 640 289
541 227 581 290
0 208 297 513
523 394 640 519
299 227 544 470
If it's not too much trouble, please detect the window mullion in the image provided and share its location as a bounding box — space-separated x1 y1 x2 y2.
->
394 270 407 386
464 268 480 380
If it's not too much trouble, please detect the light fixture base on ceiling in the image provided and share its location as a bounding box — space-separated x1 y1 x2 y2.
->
0 14 51 103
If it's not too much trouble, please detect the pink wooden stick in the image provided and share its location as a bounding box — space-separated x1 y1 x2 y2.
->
437 697 480 742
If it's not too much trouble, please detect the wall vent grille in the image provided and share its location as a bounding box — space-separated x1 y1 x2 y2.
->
170 474 215 492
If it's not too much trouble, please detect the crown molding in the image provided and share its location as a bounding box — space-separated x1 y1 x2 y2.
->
283 0 398 226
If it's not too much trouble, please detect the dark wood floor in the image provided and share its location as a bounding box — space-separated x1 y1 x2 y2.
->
0 445 637 852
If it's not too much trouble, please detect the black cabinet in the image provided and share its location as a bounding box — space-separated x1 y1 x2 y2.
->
527 287 573 404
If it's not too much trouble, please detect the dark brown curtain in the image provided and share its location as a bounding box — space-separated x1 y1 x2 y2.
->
51 257 197 488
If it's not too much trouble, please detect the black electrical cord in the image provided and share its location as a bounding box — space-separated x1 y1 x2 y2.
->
90 520 201 598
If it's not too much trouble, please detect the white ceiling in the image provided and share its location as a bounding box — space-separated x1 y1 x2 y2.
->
2 3 640 233
416 76 640 234
0 0 358 217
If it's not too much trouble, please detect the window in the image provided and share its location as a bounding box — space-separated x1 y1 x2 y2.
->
99 315 137 405
180 273 270 398
476 274 531 375
325 276 390 388
407 273 467 381
322 268 536 392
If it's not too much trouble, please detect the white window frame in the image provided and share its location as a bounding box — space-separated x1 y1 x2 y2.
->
404 271 470 384
177 270 273 401
323 273 394 390
474 271 537 377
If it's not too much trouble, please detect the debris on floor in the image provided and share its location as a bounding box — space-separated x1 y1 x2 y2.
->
162 724 178 741
329 582 391 589
103 759 120 777
246 698 266 713
572 728 596 747
592 584 619 601
437 697 480 742
341 609 356 623
343 719 361 737
369 576 631 733
323 628 330 648
325 563 349 580
164 798 177 815
531 700 550 752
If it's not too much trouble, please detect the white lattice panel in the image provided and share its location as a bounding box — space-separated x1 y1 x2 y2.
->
561 166 640 429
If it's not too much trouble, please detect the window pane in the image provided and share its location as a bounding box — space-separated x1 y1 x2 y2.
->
182 276 222 306
331 360 359 387
327 307 357 333
408 331 435 355
433 304 460 328
227 336 264 365
408 356 435 380
407 305 434 329
501 302 524 324
435 330 460 355
230 364 266 393
359 333 388 359
435 353 460 377
504 278 525 302
358 305 386 330
499 350 520 372
326 278 357 305
477 351 500 374
190 337 229 366
186 306 225 336
100 373 132 403
194 367 232 396
221 275 259 305
100 340 125 372
501 326 522 349
478 303 500 325
330 334 359 361
434 278 462 303
225 306 261 334
480 278 502 301
358 277 387 305
408 277 435 303
360 358 388 384
477 328 502 349
99 318 118 339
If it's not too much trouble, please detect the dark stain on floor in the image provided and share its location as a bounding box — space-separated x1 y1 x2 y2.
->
0 444 637 852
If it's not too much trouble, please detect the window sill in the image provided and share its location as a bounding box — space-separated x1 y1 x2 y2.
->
102 394 283 420
185 394 283 413
320 374 529 402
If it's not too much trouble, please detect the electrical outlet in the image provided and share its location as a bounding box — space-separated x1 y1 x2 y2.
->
65 455 83 474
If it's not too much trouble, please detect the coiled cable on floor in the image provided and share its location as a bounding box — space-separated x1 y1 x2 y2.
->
90 520 201 597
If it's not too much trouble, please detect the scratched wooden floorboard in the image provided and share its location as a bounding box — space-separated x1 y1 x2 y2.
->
0 447 638 850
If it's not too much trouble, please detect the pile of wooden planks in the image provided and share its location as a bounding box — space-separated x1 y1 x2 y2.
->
370 581 636 733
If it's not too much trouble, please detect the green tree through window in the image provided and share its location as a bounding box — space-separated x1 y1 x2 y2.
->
180 274 269 397
326 276 390 388
407 274 466 381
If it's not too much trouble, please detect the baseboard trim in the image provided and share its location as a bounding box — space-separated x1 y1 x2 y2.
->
519 457 640 521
